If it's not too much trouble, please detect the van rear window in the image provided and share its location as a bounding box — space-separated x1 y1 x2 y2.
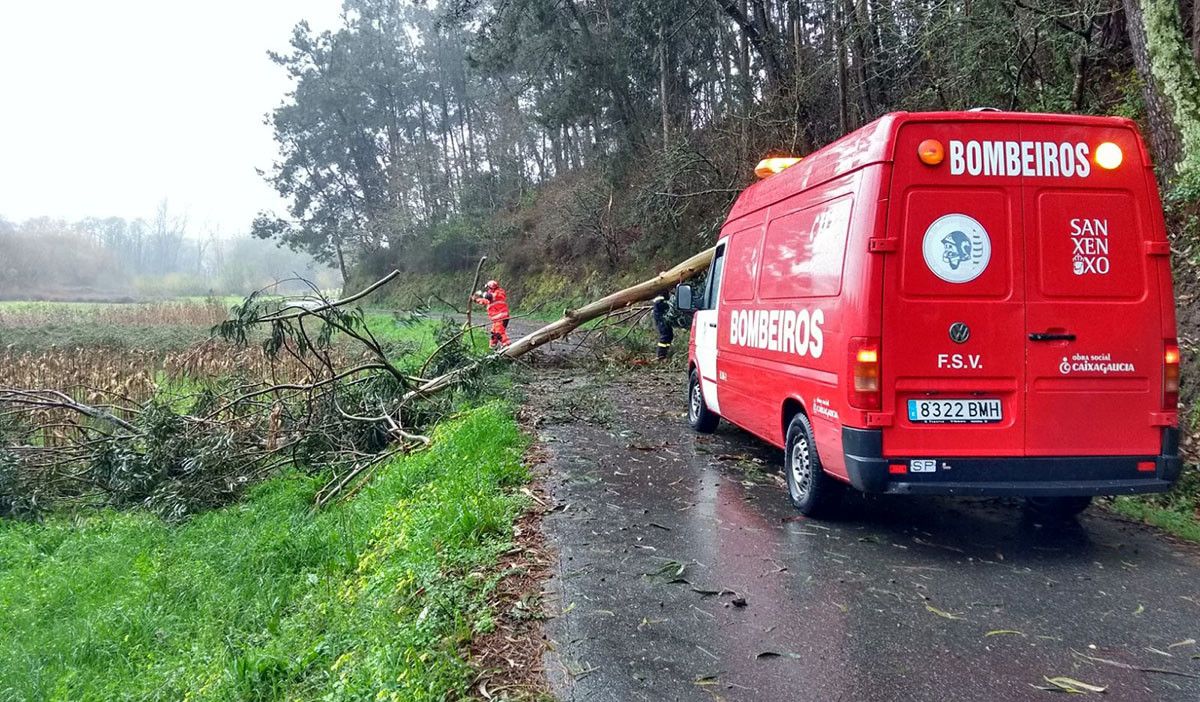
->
1034 191 1144 300
757 196 852 299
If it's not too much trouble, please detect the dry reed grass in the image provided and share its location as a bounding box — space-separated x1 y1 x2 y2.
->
0 340 359 447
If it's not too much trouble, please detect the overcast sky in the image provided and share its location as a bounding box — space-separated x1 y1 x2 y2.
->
0 0 343 235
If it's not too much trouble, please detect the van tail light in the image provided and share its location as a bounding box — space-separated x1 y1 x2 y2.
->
849 337 882 410
1164 339 1181 410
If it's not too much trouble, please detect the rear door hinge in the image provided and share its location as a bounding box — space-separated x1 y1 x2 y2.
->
869 238 899 253
1150 411 1177 427
1144 241 1171 256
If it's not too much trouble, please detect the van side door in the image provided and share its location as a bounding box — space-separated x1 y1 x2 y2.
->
693 242 726 414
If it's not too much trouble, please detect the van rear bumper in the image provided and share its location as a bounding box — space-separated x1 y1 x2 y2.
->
841 427 1182 497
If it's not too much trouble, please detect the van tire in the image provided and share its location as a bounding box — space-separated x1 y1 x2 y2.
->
1025 496 1092 519
784 413 843 517
687 369 720 433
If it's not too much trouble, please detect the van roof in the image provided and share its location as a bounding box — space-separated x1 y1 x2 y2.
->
727 110 1145 222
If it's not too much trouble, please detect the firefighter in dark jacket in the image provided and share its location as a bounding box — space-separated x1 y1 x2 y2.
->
652 294 674 360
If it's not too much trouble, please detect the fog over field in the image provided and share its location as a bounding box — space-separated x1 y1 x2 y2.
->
0 208 339 300
0 0 343 300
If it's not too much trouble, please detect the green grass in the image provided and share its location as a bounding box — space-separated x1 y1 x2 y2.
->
1107 467 1200 542
1109 497 1200 541
0 404 528 701
0 298 243 312
363 312 443 347
364 312 494 358
0 300 224 353
0 322 208 353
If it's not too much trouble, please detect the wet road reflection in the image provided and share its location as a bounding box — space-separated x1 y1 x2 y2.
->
535 370 1200 702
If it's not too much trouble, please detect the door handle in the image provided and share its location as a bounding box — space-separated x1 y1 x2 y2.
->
1029 332 1075 342
706 322 718 328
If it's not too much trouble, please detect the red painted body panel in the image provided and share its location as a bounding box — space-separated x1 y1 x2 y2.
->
688 111 1178 484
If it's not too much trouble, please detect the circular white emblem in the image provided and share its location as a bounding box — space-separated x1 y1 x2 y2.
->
922 213 991 284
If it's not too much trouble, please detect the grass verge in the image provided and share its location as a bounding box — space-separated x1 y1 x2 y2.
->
0 403 527 701
1107 467 1200 543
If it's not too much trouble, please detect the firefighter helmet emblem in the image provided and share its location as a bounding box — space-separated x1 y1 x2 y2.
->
922 213 991 283
941 231 973 270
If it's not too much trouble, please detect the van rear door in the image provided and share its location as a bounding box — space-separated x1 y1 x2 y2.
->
883 116 1168 461
881 121 1028 457
1020 121 1165 456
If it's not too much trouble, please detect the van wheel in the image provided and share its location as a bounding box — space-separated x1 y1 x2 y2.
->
784 413 843 517
1025 496 1092 519
687 370 719 433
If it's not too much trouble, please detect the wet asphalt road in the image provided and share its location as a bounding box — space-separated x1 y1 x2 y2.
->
528 368 1200 702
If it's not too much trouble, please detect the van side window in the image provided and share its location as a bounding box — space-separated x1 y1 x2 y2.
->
705 244 726 309
758 195 852 299
722 227 762 302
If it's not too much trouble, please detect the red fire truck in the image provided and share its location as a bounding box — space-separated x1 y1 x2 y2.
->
679 111 1181 518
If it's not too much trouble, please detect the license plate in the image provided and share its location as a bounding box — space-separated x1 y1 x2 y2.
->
907 398 1002 424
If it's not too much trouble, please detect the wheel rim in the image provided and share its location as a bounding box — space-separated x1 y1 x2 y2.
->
689 380 702 422
790 436 812 498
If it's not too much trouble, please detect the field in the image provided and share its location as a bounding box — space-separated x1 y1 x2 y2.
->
0 299 231 352
0 404 526 701
0 301 470 448
0 299 526 700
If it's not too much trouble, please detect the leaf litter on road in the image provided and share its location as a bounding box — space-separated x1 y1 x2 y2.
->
925 603 966 621
646 559 689 578
1071 649 1200 679
755 651 803 660
1033 676 1107 694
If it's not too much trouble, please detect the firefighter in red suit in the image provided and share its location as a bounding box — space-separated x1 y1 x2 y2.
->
473 280 510 349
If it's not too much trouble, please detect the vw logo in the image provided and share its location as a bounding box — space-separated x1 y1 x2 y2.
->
949 322 970 344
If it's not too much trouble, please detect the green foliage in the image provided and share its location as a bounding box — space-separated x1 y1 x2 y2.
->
0 322 207 354
258 0 1161 287
0 299 229 352
1110 466 1200 542
427 318 475 376
1140 0 1200 188
1 303 472 520
0 419 30 519
0 404 528 701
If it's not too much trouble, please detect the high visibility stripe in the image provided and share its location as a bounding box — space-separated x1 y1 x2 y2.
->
657 342 672 347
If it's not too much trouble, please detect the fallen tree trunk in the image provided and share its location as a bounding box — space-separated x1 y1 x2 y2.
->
503 246 714 356
400 246 715 404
